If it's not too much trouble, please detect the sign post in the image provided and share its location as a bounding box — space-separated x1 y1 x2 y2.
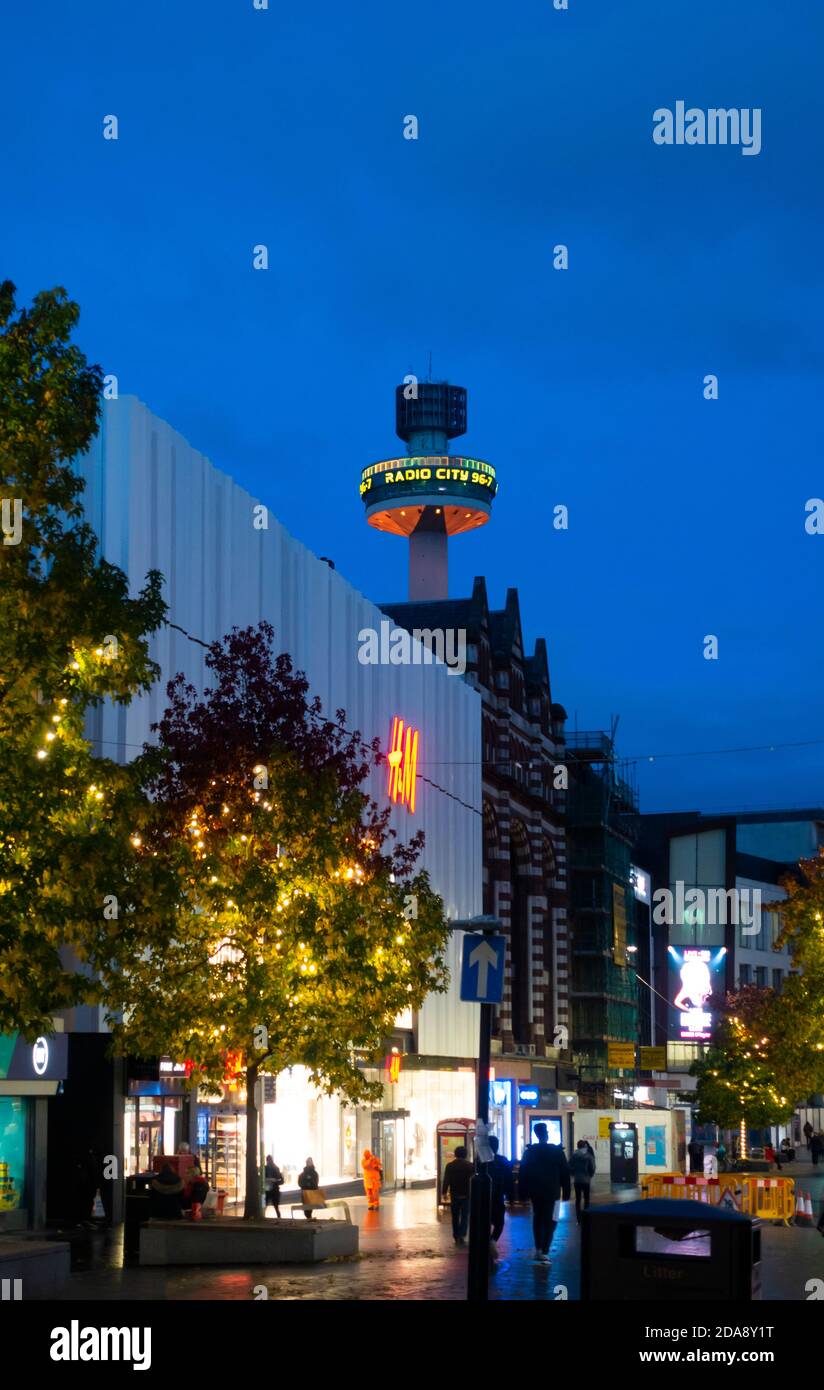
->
455 917 505 1304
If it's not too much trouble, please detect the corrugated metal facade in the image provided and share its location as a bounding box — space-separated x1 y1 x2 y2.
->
79 396 482 1059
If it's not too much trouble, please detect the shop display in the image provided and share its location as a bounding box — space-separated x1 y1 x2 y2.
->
0 1160 20 1211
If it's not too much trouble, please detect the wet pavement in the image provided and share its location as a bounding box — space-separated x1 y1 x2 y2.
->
38 1164 824 1301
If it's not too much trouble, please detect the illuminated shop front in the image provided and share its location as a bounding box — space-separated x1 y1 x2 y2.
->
256 1059 477 1194
124 1058 189 1177
261 1066 355 1188
373 1057 476 1186
0 1030 68 1231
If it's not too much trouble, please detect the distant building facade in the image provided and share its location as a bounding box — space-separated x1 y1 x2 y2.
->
637 807 824 1066
383 578 575 1154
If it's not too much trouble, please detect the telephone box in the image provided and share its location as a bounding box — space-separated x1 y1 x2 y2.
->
609 1121 638 1184
435 1118 475 1206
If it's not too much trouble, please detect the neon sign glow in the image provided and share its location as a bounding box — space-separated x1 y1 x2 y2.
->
387 717 419 814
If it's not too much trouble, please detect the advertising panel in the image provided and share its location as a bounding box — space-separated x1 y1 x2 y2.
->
667 945 726 1042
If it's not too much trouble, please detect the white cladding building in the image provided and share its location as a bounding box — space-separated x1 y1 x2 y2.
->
75 395 482 1195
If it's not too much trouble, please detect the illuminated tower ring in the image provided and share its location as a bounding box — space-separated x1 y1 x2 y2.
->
360 382 497 599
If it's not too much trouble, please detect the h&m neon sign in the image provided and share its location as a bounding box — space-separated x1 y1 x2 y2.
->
387 717 419 814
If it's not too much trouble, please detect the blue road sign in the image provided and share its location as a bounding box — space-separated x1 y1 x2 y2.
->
460 933 506 1004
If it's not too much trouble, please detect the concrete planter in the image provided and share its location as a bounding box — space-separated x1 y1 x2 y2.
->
139 1216 359 1266
0 1238 71 1297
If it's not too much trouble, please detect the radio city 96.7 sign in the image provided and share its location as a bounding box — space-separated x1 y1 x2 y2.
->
360 456 497 500
387 717 419 813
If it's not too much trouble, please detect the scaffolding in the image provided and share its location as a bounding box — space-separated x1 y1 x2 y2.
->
565 729 640 1096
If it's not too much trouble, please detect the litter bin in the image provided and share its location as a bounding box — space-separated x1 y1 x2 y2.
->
581 1198 761 1301
124 1178 152 1256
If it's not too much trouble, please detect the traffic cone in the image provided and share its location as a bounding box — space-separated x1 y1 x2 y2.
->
795 1189 812 1226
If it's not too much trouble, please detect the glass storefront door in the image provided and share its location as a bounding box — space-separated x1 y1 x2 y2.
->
124 1095 184 1176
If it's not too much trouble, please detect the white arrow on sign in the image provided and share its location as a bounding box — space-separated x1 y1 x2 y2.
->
469 939 500 996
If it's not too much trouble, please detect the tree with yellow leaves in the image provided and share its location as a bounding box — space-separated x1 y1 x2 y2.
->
0 283 165 1034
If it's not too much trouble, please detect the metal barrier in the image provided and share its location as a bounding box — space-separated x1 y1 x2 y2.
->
640 1172 795 1225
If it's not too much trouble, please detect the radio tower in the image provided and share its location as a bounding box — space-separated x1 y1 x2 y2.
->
359 382 498 600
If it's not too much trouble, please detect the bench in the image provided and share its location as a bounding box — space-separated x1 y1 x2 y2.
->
139 1215 358 1266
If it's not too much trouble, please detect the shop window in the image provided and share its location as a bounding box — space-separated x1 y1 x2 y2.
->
0 1098 27 1213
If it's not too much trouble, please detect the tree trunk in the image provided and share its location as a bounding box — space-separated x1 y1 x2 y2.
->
244 1062 260 1220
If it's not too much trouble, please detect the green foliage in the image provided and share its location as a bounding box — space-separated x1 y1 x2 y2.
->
693 855 824 1126
0 282 166 1033
691 987 796 1129
772 851 824 1095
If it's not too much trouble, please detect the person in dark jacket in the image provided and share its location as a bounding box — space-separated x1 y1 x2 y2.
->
812 1133 824 1166
441 1146 473 1245
298 1158 320 1217
71 1148 101 1228
518 1123 571 1262
149 1163 184 1219
803 1120 814 1152
488 1136 514 1250
687 1139 704 1173
264 1156 284 1217
583 1140 596 1168
569 1140 596 1223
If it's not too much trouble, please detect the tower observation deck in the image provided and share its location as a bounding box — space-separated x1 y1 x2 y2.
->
359 382 497 600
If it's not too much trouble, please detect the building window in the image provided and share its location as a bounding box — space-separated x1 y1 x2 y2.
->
772 969 783 993
755 966 767 988
739 963 751 986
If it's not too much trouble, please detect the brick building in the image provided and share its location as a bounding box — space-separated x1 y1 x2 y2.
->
382 576 570 1062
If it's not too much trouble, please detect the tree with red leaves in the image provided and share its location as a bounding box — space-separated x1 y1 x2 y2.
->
100 622 449 1217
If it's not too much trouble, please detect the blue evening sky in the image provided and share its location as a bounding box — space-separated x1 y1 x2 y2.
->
3 0 823 814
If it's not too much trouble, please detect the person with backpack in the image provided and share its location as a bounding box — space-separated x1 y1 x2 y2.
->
264 1155 284 1217
569 1139 596 1223
297 1157 320 1218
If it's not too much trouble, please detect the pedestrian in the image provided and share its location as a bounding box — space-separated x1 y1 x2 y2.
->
803 1120 814 1152
488 1136 514 1253
517 1121 571 1264
361 1149 383 1210
149 1161 185 1219
716 1140 727 1172
71 1147 100 1229
568 1139 596 1223
441 1145 473 1245
298 1157 320 1218
264 1155 283 1217
687 1139 704 1174
583 1140 596 1169
812 1133 824 1167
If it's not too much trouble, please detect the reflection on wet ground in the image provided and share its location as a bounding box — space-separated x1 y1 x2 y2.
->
38 1170 824 1301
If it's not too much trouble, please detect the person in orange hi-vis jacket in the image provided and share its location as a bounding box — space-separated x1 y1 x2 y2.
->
361 1150 383 1210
